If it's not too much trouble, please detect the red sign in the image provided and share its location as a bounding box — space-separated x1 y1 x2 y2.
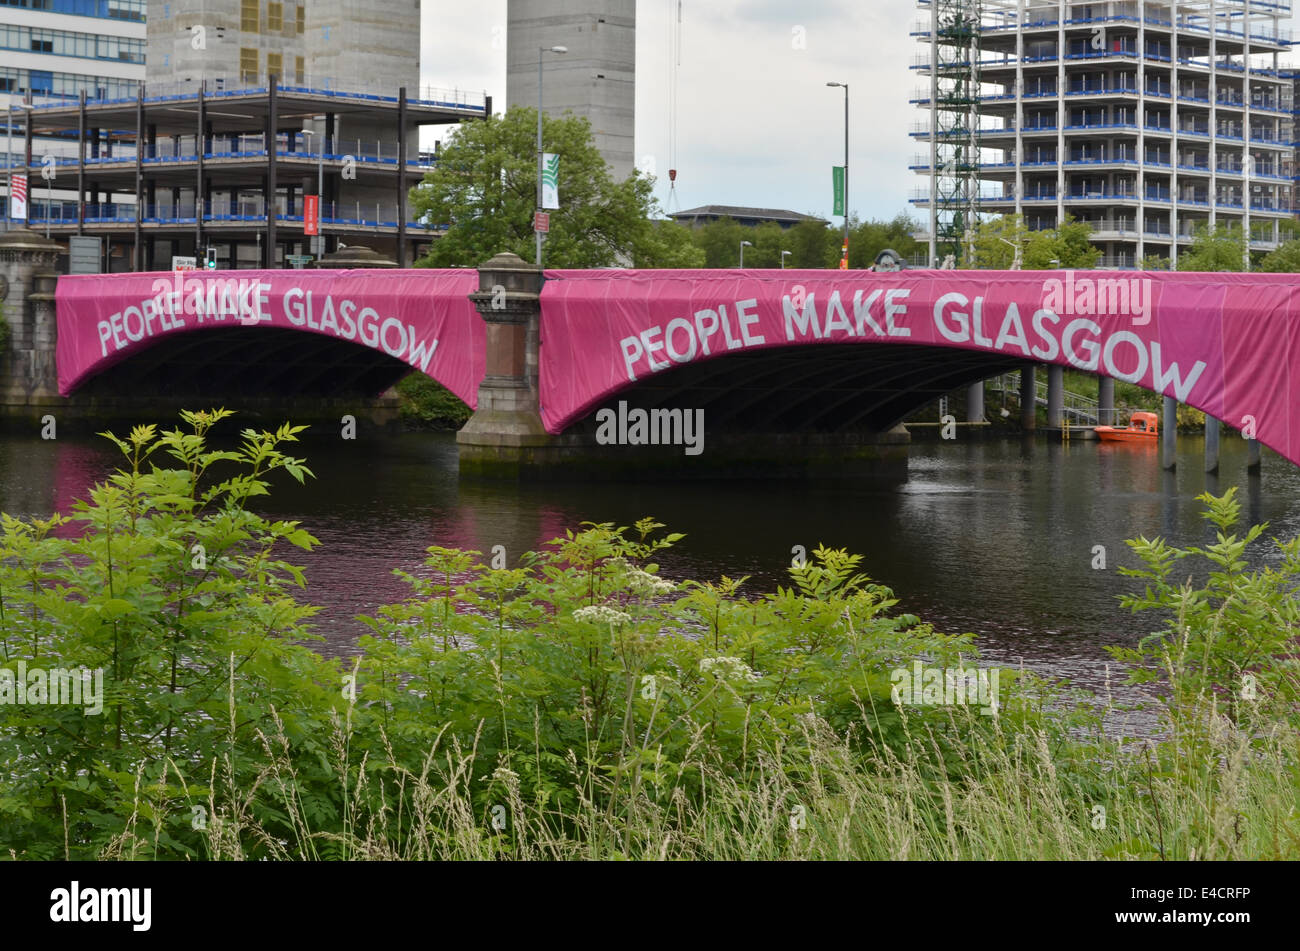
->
534 212 550 234
304 195 320 236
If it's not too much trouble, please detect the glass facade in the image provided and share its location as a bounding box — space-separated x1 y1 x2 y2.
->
0 0 145 21
0 23 145 63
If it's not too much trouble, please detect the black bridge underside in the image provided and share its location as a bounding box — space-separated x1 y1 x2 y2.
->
574 343 1029 434
79 327 415 399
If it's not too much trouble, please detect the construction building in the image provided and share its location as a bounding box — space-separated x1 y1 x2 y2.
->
506 0 636 181
5 0 487 268
910 0 1295 268
1 0 147 228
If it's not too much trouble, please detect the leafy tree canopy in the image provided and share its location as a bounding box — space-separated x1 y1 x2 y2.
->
411 108 703 269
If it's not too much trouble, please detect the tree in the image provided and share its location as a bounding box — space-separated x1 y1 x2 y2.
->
970 215 1028 269
1176 223 1246 272
410 108 697 268
970 214 1100 270
1139 253 1171 271
692 217 750 268
784 217 838 268
850 213 922 269
1032 215 1101 269
1257 239 1300 273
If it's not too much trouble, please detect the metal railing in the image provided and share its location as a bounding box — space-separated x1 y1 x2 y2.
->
991 373 1100 426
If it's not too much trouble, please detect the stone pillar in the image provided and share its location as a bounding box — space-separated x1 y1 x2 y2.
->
1204 414 1219 474
1046 364 1064 429
1247 438 1262 471
1162 395 1177 470
456 252 553 478
965 379 984 423
0 227 62 414
1019 365 1036 430
1097 375 1115 425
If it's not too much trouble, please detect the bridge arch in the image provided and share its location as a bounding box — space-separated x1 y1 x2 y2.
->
537 268 1300 465
55 269 484 406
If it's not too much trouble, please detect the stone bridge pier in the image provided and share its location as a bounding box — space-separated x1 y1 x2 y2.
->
456 252 912 481
0 229 62 424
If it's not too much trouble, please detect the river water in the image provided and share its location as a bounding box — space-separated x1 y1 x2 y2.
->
2 428 1297 701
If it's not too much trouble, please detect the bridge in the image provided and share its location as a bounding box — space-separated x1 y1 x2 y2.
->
4 235 1295 478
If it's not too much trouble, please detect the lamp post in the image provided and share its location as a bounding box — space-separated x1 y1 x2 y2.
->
781 250 791 269
740 239 752 267
826 81 848 267
302 126 325 255
537 45 568 267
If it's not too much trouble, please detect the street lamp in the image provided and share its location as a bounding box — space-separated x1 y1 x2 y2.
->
997 236 1022 270
537 45 567 267
301 125 325 256
826 81 848 267
740 239 752 267
781 250 791 269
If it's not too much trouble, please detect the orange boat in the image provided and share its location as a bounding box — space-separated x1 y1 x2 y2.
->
1094 411 1159 442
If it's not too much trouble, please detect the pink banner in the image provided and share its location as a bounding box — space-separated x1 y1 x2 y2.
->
56 269 484 407
539 268 1300 464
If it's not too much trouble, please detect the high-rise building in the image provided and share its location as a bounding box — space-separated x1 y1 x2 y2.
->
506 0 635 181
146 0 418 92
911 0 1295 268
1 0 147 225
10 0 484 267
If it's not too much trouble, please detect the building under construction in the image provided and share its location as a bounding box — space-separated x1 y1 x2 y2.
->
911 0 1295 268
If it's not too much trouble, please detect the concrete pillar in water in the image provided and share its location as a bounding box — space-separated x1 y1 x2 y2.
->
1204 414 1219 474
1097 375 1115 425
1247 438 1262 471
966 379 985 423
1162 395 1177 470
1019 366 1036 430
1046 364 1064 430
456 251 552 479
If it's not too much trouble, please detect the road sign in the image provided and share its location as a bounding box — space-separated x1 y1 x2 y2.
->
287 254 314 269
69 236 102 275
172 255 198 272
534 212 550 234
304 195 320 236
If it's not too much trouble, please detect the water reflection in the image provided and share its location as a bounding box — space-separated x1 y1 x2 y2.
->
2 429 1297 701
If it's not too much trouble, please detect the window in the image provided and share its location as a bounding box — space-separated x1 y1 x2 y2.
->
267 51 282 81
295 55 304 84
267 2 282 31
296 5 304 34
240 47 258 82
240 0 258 32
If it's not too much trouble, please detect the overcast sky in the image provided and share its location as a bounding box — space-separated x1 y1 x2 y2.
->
421 0 1299 225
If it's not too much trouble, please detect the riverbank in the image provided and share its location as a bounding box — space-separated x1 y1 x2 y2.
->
1 415 1296 859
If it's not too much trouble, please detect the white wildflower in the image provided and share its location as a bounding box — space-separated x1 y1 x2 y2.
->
573 605 631 626
699 656 759 683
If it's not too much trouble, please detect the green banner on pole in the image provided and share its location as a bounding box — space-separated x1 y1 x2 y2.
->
831 166 845 217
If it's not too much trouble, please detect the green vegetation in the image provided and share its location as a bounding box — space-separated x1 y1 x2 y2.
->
2 412 1297 859
394 372 472 430
970 214 1100 270
411 108 703 269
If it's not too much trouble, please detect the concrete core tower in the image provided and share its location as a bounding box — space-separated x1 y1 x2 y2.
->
506 0 635 181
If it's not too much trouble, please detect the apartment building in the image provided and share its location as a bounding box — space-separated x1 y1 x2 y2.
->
911 0 1294 267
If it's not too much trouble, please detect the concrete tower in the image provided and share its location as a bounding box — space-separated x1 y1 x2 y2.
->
506 0 635 181
146 0 418 91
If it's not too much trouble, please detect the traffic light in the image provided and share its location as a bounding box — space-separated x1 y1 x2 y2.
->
205 247 217 270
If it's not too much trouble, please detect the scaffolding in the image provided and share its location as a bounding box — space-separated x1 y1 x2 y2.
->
928 0 983 266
